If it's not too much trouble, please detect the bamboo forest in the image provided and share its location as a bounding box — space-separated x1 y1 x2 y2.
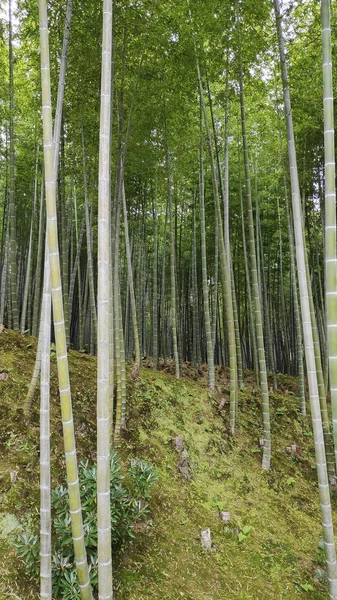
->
1 0 337 597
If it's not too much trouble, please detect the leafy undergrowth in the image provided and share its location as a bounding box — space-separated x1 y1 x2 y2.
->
0 329 334 599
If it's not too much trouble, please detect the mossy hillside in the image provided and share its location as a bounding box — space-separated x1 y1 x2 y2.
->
0 329 333 599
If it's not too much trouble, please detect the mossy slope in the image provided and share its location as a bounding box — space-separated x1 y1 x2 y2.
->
0 329 333 599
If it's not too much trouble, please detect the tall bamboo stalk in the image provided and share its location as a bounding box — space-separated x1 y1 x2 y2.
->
165 125 180 379
321 0 337 473
39 243 51 599
122 180 140 373
82 126 97 344
237 13 270 467
199 111 215 389
97 0 113 595
21 151 39 333
8 0 18 330
152 192 158 370
32 179 45 337
38 1 92 596
274 1 337 594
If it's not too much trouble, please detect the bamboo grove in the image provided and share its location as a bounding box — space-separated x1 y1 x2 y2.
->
1 0 337 597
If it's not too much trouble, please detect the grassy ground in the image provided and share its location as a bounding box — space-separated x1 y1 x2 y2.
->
0 329 333 599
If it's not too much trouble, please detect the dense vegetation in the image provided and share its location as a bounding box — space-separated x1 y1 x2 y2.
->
0 0 337 597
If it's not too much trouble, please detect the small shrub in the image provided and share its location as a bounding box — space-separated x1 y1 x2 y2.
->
15 452 157 597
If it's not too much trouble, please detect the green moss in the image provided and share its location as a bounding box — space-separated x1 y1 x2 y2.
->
0 330 332 598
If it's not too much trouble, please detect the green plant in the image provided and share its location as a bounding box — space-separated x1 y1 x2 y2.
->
294 582 314 592
14 533 39 579
238 525 253 543
15 452 157 597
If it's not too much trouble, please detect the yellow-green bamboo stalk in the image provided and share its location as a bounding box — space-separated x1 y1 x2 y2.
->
38 1 92 597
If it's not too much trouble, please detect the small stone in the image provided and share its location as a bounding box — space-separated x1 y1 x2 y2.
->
0 370 8 381
219 511 230 523
218 398 227 411
200 528 212 551
10 470 18 484
175 436 185 453
178 457 191 480
290 444 297 453
258 437 264 448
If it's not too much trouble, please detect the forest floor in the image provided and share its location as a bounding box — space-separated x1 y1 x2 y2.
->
0 329 334 599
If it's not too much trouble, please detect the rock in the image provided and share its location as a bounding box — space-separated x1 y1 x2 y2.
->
258 437 264 448
131 363 139 379
218 398 227 411
219 511 230 523
0 512 20 539
200 528 212 551
178 457 192 480
0 370 8 381
175 435 185 453
10 469 19 484
285 444 300 455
